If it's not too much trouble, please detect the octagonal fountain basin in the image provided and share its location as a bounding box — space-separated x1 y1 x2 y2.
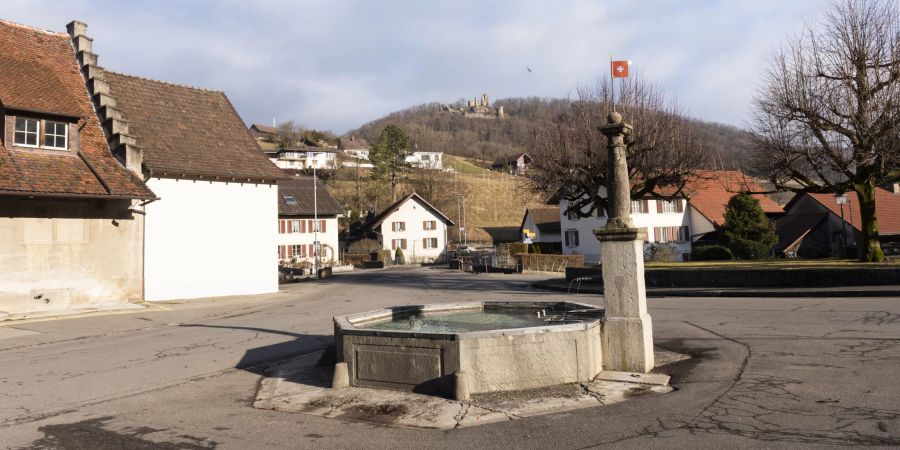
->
333 301 605 398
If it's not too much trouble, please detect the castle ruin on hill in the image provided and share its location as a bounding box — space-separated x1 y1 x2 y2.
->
442 93 505 119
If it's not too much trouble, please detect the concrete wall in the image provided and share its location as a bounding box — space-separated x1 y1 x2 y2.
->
144 177 278 301
459 324 603 394
560 197 692 263
0 197 143 315
277 216 340 263
378 198 449 262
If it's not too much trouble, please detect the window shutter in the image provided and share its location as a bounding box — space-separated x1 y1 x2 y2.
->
279 220 285 234
321 220 326 232
641 199 649 213
574 231 579 246
656 200 662 213
676 200 684 213
287 245 294 257
278 246 284 259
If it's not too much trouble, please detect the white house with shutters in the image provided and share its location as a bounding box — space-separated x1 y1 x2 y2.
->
352 192 454 263
560 191 692 263
276 177 343 265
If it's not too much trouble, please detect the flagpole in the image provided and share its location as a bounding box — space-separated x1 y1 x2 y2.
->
610 54 615 113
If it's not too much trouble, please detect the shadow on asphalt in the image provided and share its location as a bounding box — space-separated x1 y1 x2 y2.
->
328 268 555 296
177 324 332 377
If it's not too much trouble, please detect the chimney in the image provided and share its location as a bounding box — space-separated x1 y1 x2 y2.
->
482 93 488 105
67 20 143 176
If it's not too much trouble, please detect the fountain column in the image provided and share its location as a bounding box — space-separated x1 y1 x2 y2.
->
594 112 654 373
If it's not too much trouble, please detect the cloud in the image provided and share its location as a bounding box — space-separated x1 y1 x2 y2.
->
3 0 829 133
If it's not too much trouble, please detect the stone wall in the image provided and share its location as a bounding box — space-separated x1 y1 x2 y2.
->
0 197 143 316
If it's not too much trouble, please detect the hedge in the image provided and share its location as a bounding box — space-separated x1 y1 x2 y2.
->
691 245 734 261
514 253 584 272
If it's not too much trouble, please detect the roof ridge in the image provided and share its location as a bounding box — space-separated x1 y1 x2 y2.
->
0 18 68 37
104 70 225 94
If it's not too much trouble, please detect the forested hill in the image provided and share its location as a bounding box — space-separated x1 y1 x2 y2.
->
346 97 753 167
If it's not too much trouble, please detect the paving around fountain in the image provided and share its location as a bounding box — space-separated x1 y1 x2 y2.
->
254 347 687 429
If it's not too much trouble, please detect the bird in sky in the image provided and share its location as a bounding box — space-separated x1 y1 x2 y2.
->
526 67 532 73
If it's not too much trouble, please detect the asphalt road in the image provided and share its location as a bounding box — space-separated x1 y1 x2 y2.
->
0 267 898 449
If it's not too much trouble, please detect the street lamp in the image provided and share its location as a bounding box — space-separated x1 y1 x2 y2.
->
835 193 849 259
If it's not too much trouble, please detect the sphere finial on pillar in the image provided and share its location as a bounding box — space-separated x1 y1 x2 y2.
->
607 111 623 125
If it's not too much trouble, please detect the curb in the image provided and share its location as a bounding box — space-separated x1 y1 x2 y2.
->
532 281 900 298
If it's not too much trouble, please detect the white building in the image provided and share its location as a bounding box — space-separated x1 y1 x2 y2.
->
352 193 454 263
103 72 285 301
560 193 692 263
265 146 339 170
276 177 343 265
406 151 443 170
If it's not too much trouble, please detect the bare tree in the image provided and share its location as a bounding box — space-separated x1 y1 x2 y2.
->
750 0 900 262
526 76 710 218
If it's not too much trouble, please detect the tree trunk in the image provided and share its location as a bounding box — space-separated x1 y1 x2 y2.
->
854 181 885 262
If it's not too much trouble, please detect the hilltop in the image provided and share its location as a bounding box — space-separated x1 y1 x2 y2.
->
346 96 754 168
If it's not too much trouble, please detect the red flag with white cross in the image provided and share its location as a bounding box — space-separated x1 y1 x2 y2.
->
611 60 630 78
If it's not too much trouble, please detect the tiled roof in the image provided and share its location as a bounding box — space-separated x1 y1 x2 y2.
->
685 170 783 226
277 176 344 216
523 206 560 233
805 189 900 235
0 19 153 199
104 72 285 181
250 123 279 134
774 212 828 253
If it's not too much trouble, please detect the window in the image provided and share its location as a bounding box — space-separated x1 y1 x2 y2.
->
423 220 436 230
656 199 684 214
292 244 305 258
14 118 39 147
567 210 579 221
653 226 690 243
565 229 579 247
423 238 439 249
391 239 407 250
291 220 301 233
283 195 297 205
630 199 649 214
391 221 406 232
43 121 68 149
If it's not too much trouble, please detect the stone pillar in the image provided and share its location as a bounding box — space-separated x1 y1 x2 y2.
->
594 111 654 373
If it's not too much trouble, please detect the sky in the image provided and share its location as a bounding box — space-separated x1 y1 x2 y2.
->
5 0 828 134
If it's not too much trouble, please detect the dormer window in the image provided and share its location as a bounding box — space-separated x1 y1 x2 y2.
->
11 116 71 151
14 118 39 147
44 121 68 150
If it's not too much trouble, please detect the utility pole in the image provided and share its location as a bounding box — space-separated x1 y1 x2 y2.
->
313 155 319 278
836 194 848 258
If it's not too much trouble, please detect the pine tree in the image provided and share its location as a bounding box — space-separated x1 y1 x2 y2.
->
370 124 410 202
722 193 777 259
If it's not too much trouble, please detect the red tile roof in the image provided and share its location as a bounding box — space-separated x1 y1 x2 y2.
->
105 72 285 181
0 19 154 199
685 170 783 226
806 189 900 235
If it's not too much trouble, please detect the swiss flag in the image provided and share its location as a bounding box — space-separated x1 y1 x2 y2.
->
611 60 630 78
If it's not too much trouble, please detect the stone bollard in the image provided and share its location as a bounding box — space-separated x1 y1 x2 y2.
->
454 370 470 401
332 362 350 389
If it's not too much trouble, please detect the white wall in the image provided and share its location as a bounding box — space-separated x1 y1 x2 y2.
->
378 198 449 262
144 178 278 301
277 216 340 263
560 197 693 263
522 212 561 243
